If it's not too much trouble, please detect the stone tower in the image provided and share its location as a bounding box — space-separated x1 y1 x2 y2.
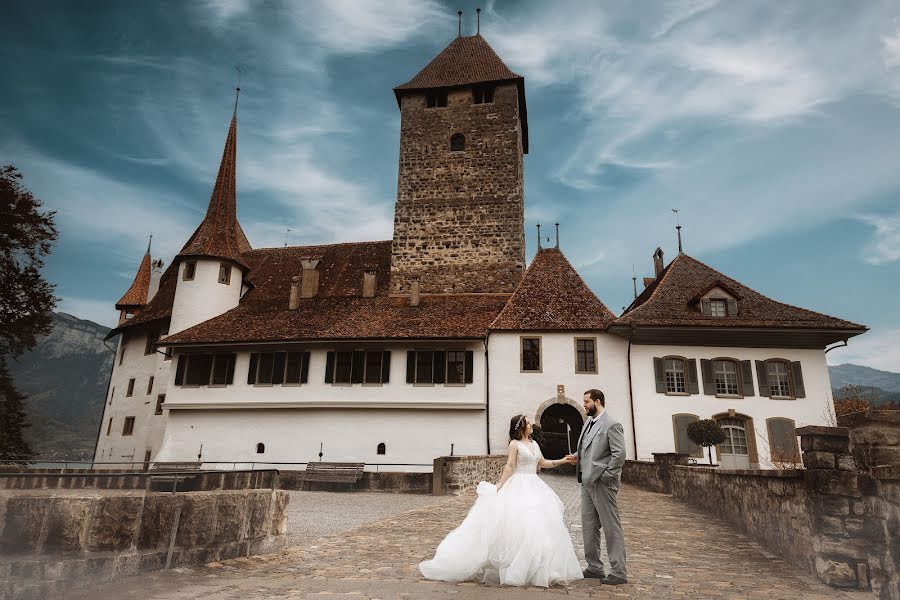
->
390 34 528 295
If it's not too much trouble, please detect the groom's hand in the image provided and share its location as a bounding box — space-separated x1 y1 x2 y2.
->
563 454 577 464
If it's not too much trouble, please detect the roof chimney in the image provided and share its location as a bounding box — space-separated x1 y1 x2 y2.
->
148 259 164 302
289 275 302 309
410 277 420 307
362 268 377 298
653 247 664 278
300 259 321 298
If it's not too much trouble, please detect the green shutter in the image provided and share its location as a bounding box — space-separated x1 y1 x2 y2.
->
381 351 391 383
686 359 699 395
464 351 474 384
791 362 805 398
300 351 310 384
701 299 712 316
740 360 754 396
226 354 236 385
654 358 666 393
272 352 286 385
406 351 416 383
247 353 257 385
700 359 715 395
351 351 365 384
433 351 446 384
174 355 186 386
756 361 770 397
325 351 335 384
726 299 738 316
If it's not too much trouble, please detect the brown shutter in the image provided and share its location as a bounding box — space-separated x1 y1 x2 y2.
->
700 359 715 395
740 360 754 396
300 351 310 383
406 351 416 383
464 351 474 384
380 351 391 383
686 359 699 394
351 351 365 383
701 299 712 316
654 358 666 393
324 351 335 384
226 354 236 385
791 362 805 398
272 352 286 385
673 415 700 455
756 361 770 397
174 355 186 386
433 351 446 384
247 353 258 385
726 299 738 316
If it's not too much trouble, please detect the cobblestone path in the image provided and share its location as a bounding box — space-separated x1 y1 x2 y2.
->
67 475 869 600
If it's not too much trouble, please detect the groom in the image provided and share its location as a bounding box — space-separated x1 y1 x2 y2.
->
567 388 627 585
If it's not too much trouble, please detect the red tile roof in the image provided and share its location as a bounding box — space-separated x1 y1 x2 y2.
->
395 34 522 91
107 261 179 339
115 251 151 309
162 241 511 344
394 34 529 153
177 108 251 270
616 253 866 330
490 248 616 331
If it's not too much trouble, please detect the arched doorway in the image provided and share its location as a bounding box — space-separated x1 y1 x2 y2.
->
538 403 584 460
715 416 754 469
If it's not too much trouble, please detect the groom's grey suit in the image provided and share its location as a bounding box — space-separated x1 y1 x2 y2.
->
576 410 627 579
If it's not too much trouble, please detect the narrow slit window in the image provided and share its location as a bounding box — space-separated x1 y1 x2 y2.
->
218 263 231 285
183 261 196 281
450 133 465 152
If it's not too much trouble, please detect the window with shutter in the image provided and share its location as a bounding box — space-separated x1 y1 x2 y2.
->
767 417 800 463
211 354 230 386
325 351 336 384
446 351 466 384
364 351 383 384
406 351 415 383
672 414 702 457
700 359 715 395
663 357 687 394
272 352 286 385
257 353 275 385
247 353 258 385
465 350 474 384
185 354 214 386
712 359 740 396
433 351 446 384
300 351 311 383
415 350 435 384
285 352 303 384
740 361 755 396
174 355 186 386
334 351 354 384
765 360 793 398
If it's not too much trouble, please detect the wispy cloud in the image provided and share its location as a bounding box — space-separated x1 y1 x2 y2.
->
858 212 900 265
827 328 900 372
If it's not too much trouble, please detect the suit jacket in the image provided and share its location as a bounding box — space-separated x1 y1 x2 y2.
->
577 411 626 489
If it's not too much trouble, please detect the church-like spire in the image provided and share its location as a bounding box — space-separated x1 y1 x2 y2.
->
177 88 251 270
116 241 153 309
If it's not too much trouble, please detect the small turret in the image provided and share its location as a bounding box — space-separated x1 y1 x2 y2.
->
114 237 153 324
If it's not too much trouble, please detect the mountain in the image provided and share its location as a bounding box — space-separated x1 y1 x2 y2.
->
829 363 900 407
6 312 114 460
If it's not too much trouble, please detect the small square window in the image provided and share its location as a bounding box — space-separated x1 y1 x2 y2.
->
183 261 196 281
122 417 135 436
709 299 727 317
218 263 231 285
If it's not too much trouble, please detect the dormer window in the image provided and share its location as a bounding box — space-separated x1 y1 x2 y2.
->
450 133 465 152
426 91 447 108
183 261 196 281
709 298 727 317
218 263 231 285
699 289 738 317
472 85 494 104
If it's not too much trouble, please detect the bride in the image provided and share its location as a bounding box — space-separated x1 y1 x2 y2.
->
419 414 583 587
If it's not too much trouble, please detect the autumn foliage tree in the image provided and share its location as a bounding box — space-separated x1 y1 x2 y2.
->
833 384 874 418
0 165 58 461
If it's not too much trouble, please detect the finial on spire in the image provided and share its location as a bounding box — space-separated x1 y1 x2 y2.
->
146 234 152 255
458 10 462 36
554 222 559 249
537 222 542 250
632 264 638 299
476 8 481 34
672 208 683 254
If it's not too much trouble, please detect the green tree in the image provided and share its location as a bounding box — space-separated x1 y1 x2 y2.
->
687 419 727 466
0 165 58 461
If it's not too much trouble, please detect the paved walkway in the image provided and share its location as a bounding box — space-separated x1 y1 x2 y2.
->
67 475 868 600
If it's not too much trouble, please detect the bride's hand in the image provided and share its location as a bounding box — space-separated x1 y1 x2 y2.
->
562 455 577 465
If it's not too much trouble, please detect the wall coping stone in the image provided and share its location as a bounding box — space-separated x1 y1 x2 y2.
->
837 409 900 428
673 465 804 479
796 425 849 437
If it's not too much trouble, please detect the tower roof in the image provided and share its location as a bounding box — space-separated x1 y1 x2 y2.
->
394 34 529 153
490 248 617 331
115 248 152 309
177 94 251 270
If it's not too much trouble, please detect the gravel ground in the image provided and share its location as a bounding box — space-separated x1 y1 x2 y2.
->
284 490 443 546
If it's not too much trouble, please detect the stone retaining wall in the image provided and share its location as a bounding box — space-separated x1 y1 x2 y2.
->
432 455 506 496
0 488 288 600
277 470 432 494
0 470 278 492
623 453 690 494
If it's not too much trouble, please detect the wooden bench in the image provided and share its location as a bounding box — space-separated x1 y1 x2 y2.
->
302 462 365 490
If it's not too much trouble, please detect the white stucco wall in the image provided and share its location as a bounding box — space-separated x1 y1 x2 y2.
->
154 343 489 466
629 344 833 466
93 329 171 467
168 260 242 335
487 332 633 458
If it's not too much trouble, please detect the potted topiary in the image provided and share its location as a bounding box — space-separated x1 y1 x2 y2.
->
687 419 727 466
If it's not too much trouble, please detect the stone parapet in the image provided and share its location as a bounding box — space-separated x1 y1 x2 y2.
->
622 453 690 494
432 455 506 496
0 488 289 600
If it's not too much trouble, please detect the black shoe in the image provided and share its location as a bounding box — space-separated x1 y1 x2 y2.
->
601 575 628 585
583 569 605 579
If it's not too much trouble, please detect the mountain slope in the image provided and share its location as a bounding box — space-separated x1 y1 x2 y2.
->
6 312 114 459
829 363 900 393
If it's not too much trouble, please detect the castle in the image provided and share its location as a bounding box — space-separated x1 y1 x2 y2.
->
94 33 866 471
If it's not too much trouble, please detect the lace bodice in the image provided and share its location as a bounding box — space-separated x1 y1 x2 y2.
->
514 439 542 475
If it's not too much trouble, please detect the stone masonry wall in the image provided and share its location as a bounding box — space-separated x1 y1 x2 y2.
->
390 83 525 295
432 455 506 496
623 453 690 494
0 489 288 600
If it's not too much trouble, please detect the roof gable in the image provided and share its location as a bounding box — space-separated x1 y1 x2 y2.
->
617 253 865 330
490 248 616 331
115 251 152 309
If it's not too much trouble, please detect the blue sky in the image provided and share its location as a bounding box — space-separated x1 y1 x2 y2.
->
2 1 898 370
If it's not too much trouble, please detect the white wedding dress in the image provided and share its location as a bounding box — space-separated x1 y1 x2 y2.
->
419 439 583 587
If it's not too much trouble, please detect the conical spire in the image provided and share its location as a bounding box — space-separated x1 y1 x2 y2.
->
177 89 251 270
116 242 153 309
